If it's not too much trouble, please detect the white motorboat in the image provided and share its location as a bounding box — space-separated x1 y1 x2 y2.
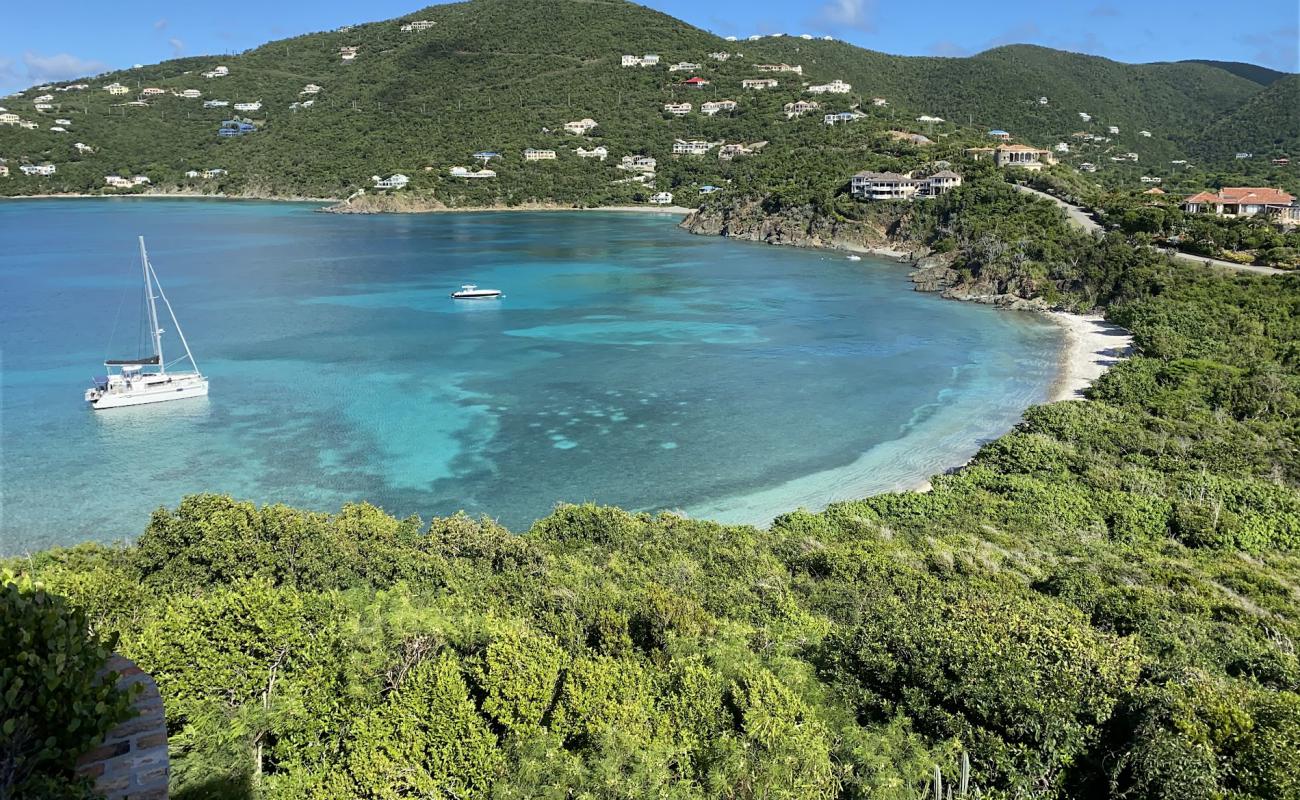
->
846 254 862 261
85 237 209 410
451 284 502 299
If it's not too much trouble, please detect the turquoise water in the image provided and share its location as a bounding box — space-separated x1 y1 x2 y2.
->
0 199 1062 552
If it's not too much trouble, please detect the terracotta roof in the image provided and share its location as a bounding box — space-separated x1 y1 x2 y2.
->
1183 191 1220 204
1184 187 1295 206
1142 187 1166 195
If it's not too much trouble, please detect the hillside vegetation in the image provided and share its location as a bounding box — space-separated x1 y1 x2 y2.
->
0 0 1294 204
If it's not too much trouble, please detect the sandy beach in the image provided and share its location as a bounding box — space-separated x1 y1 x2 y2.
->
1046 312 1134 402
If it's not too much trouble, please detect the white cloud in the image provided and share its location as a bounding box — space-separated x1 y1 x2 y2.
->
154 18 169 31
20 51 108 83
811 0 878 33
169 37 186 57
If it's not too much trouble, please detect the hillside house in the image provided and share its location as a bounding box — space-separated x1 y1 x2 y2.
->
218 120 256 136
1273 157 1291 165
1140 176 1162 184
621 54 660 67
185 170 200 178
1143 187 1166 195
699 185 722 194
141 88 165 96
449 166 497 178
756 63 801 74
1124 152 1139 161
718 141 764 160
668 62 701 72
701 100 737 115
34 103 53 111
619 155 657 172
19 120 38 128
105 175 133 188
978 143 1055 170
49 126 66 132
576 146 608 160
564 118 598 135
0 113 19 125
74 142 93 153
784 100 819 118
523 148 557 160
1235 152 1251 159
824 111 863 125
808 80 851 94
372 174 410 189
1108 126 1119 134
1079 162 1097 172
61 84 89 90
1078 112 1091 121
301 84 322 94
1055 142 1070 153
709 52 731 61
664 102 693 116
203 168 227 179
400 20 436 31
850 170 962 201
872 97 888 106
0 165 8 177
202 65 230 78
916 115 945 123
742 79 778 90
55 118 72 125
340 46 359 60
233 101 261 112
104 83 129 95
649 191 674 204
204 100 229 108
21 163 56 176
179 89 202 99
1182 187 1295 218
888 130 933 145
34 94 54 102
673 139 715 155
680 77 710 89
1039 96 1049 104
1140 130 1152 137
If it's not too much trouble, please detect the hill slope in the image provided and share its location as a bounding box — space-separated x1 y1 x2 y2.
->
0 0 1291 202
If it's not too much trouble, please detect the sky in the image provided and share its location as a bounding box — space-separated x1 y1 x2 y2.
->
2 0 1297 94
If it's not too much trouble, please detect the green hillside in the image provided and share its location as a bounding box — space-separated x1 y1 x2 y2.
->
1182 59 1290 86
0 0 1292 203
1184 75 1300 163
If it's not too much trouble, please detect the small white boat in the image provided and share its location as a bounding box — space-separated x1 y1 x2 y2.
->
85 237 208 410
846 254 862 261
451 284 502 299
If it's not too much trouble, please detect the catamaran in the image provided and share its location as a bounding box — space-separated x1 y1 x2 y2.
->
85 237 209 410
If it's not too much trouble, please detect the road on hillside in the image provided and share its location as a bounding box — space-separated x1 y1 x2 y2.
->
1010 184 1287 277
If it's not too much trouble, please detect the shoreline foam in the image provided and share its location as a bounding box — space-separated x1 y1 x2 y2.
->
1045 312 1134 403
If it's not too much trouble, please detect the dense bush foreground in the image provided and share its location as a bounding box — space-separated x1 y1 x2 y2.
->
8 263 1299 798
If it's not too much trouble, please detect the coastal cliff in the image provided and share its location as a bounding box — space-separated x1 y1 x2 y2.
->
682 201 1052 311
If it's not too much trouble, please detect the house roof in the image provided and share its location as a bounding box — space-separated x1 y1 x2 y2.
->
997 144 1048 153
1142 187 1166 195
682 77 708 84
930 170 961 178
1184 188 1295 206
854 171 913 181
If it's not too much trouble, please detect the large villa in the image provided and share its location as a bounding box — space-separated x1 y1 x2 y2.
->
1182 187 1297 221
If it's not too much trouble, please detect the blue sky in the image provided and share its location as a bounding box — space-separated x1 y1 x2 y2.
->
2 0 1296 94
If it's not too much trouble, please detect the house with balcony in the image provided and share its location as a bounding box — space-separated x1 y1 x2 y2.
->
0 113 19 125
673 139 716 155
701 100 737 116
21 163 56 176
679 77 710 89
178 89 202 99
1181 187 1295 218
824 111 863 125
576 146 608 160
872 97 888 107
0 165 8 177
523 148 557 160
808 80 851 94
104 83 129 95
564 118 598 135
339 46 359 61
400 20 436 31
34 103 53 111
372 174 410 189
301 84 322 94
204 100 229 108
850 170 962 201
105 175 133 188
233 101 261 112
742 79 778 90
619 155 657 172
449 166 497 178
664 102 693 116
649 191 674 204
621 54 660 67
141 87 165 96
784 100 819 118
755 63 801 74
668 62 701 72
709 52 731 61
967 143 1055 171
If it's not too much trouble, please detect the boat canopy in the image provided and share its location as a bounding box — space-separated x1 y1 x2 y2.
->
105 355 160 366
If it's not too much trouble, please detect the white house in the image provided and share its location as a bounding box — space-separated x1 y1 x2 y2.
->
202 65 230 78
1038 96 1049 105
1079 162 1097 173
850 170 961 201
784 100 819 118
49 125 66 132
131 176 151 185
141 87 165 96
33 103 53 111
916 115 945 123
701 100 737 116
203 168 228 179
400 20 436 31
74 142 93 154
824 111 862 125
872 97 888 107
619 155 657 173
0 165 9 177
708 52 731 61
1139 176 1162 184
105 175 133 187
564 118 598 135
755 63 801 74
523 148 557 160
339 46 359 60
742 79 778 90
21 163 56 176
233 101 262 112
372 174 410 189
33 94 54 102
668 62 701 72
301 84 323 94
0 113 19 125
649 191 674 205
807 79 851 94
104 83 129 95
698 185 722 194
663 102 692 116
449 166 497 178
55 118 72 125
1055 142 1070 153
621 55 641 67
673 139 715 155
19 120 38 128
185 170 201 178
1078 112 1091 121
642 54 660 66
1108 125 1119 134
576 146 608 160
179 89 202 99
1139 130 1152 137
203 100 229 108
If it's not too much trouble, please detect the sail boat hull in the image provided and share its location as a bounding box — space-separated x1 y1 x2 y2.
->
88 372 208 409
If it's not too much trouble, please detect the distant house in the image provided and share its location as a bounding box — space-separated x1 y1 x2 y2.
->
663 102 693 116
105 175 134 188
988 129 1012 140
1139 130 1152 137
619 155 657 172
55 118 72 125
564 118 598 135
1079 162 1097 173
673 139 715 155
1182 187 1295 218
970 143 1055 171
708 52 731 61
742 79 778 90
49 125 66 132
807 80 850 94
339 46 359 61
218 120 256 137
131 176 151 185
679 77 710 89
621 55 641 67
0 113 19 125
784 100 819 118
1038 96 1049 105
185 170 201 178
1124 152 1140 161
1078 112 1091 121
698 185 722 194
104 83 129 95
1055 142 1070 153
668 62 702 72
33 103 53 111
522 148 557 160
0 165 9 177
850 170 961 201
33 94 54 102
649 191 674 204
74 142 93 153
1142 187 1166 195
203 100 230 108
233 101 261 112
916 115 945 123
203 168 227 179
141 87 165 96
718 141 764 160
178 89 202 99
21 163 56 176
400 20 436 31
19 120 38 128
1271 157 1290 165
823 111 862 125
887 130 933 145
621 54 659 67
372 174 410 189
576 146 608 160
449 166 496 178
1108 125 1119 134
872 97 888 107
1235 152 1252 159
301 84 323 94
755 63 801 74
202 65 230 78
1140 176 1162 184
701 100 737 116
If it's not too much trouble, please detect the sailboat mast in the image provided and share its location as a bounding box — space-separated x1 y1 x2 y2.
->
139 236 164 372
149 261 201 375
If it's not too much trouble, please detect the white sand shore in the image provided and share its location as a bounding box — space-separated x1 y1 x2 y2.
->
1046 312 1134 402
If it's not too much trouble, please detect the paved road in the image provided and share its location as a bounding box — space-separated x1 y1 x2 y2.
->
1011 184 1287 277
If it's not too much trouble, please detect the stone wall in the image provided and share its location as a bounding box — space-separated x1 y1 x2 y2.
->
74 654 169 799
